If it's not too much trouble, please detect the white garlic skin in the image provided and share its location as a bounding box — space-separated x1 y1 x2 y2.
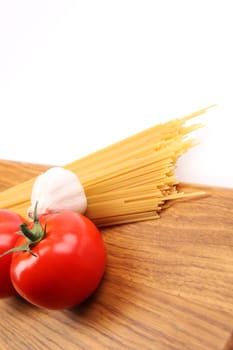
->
27 167 87 219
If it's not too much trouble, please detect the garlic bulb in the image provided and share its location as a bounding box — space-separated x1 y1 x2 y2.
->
27 167 87 219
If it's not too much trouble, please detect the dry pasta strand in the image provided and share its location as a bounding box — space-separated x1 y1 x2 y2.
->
0 106 213 226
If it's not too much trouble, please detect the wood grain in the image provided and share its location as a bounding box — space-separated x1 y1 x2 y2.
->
0 160 233 350
0 159 51 191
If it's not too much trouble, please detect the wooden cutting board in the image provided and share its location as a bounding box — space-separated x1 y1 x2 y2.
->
0 160 233 350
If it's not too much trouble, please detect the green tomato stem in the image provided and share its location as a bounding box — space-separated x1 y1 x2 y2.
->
0 202 46 258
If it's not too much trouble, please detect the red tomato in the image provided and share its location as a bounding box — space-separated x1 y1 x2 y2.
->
0 210 24 298
10 211 107 309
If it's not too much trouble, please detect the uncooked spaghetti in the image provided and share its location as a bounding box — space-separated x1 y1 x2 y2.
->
0 107 210 226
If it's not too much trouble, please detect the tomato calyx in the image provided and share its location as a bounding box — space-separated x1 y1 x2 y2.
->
0 203 46 258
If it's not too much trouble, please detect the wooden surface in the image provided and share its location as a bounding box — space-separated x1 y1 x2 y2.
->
0 160 233 350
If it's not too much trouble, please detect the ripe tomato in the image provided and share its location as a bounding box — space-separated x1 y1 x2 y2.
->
0 210 24 298
10 211 107 309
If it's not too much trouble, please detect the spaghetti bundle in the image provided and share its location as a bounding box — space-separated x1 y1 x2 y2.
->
0 107 209 226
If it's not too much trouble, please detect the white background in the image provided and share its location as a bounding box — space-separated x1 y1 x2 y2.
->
0 1 232 188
